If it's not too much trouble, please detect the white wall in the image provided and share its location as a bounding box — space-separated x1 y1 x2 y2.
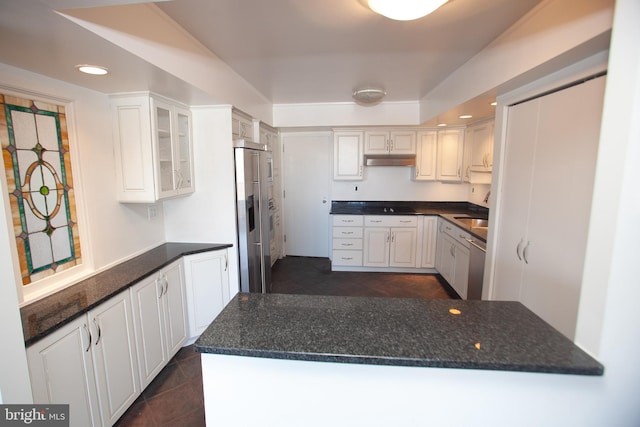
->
163 106 240 296
331 168 471 202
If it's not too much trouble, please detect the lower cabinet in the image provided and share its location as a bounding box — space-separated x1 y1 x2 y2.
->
27 258 198 427
183 249 230 340
363 216 417 268
332 215 364 267
420 216 438 268
27 291 141 427
436 219 471 299
131 260 188 389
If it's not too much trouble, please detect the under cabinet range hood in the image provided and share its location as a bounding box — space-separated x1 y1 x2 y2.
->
364 154 416 166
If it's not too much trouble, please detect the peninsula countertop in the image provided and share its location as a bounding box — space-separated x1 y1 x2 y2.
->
195 293 603 375
21 242 232 346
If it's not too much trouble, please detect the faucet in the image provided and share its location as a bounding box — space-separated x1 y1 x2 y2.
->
483 191 491 203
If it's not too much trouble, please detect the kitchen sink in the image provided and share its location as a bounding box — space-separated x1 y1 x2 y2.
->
454 217 489 228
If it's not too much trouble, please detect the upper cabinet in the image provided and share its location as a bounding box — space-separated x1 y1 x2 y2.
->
463 119 494 184
436 128 464 182
232 109 255 141
414 130 438 181
364 130 416 155
333 131 364 180
469 120 494 172
111 93 194 203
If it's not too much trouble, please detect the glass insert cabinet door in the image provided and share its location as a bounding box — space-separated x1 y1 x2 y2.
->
0 94 82 285
153 100 193 198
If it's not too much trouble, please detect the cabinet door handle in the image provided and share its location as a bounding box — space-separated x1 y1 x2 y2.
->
458 167 461 177
523 241 530 264
156 278 163 299
84 324 92 352
342 257 353 261
224 253 229 271
341 243 353 246
93 318 102 346
450 244 455 258
400 220 412 223
391 232 395 243
164 276 169 296
516 239 524 261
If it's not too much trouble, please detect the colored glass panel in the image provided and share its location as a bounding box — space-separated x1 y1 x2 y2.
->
0 94 82 285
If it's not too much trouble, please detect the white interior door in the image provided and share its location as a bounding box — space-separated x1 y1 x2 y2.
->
282 132 331 257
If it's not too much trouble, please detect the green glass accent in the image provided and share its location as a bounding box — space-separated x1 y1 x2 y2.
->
40 185 49 196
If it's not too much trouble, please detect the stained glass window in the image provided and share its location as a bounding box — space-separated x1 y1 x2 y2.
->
0 94 82 285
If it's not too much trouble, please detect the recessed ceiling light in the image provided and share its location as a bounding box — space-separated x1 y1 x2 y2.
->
368 0 448 21
459 115 473 119
437 123 447 127
76 64 109 75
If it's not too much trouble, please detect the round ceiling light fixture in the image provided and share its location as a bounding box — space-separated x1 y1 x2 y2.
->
353 87 387 104
75 64 109 75
367 0 448 21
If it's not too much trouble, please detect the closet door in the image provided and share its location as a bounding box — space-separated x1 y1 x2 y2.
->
521 76 606 338
492 99 539 302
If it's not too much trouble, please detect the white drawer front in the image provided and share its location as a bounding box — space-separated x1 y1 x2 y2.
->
364 215 418 227
332 250 363 266
442 222 471 247
332 215 364 226
332 227 363 238
333 238 363 250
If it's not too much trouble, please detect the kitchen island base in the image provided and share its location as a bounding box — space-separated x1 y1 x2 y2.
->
201 353 605 427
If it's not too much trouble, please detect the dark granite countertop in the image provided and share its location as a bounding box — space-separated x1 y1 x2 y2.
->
331 201 489 241
195 293 603 376
21 242 232 346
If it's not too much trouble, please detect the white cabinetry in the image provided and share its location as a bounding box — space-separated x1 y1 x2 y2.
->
492 76 605 339
436 128 464 182
131 260 187 389
260 122 283 265
463 120 494 184
364 130 416 154
232 109 254 141
436 219 470 299
333 131 364 180
420 216 438 268
363 216 417 268
183 250 230 340
414 131 437 181
111 93 194 203
28 291 141 427
331 215 364 267
27 316 101 427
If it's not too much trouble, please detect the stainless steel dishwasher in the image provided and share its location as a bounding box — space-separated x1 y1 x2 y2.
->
466 238 486 300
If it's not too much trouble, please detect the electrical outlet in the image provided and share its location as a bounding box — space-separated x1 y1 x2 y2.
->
147 205 158 221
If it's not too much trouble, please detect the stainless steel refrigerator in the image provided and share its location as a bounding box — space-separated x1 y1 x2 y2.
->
234 139 272 293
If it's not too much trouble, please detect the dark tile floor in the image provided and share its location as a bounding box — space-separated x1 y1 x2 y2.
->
115 256 453 426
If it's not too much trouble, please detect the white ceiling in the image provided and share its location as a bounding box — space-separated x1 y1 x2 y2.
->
0 0 543 124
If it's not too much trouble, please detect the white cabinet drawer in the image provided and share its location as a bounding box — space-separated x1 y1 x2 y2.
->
332 215 364 226
332 250 363 266
332 227 363 238
364 215 417 227
333 238 363 250
441 221 471 248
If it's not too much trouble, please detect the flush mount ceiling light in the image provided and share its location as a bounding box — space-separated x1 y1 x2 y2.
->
367 0 448 21
75 64 109 75
353 87 387 104
459 114 473 119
